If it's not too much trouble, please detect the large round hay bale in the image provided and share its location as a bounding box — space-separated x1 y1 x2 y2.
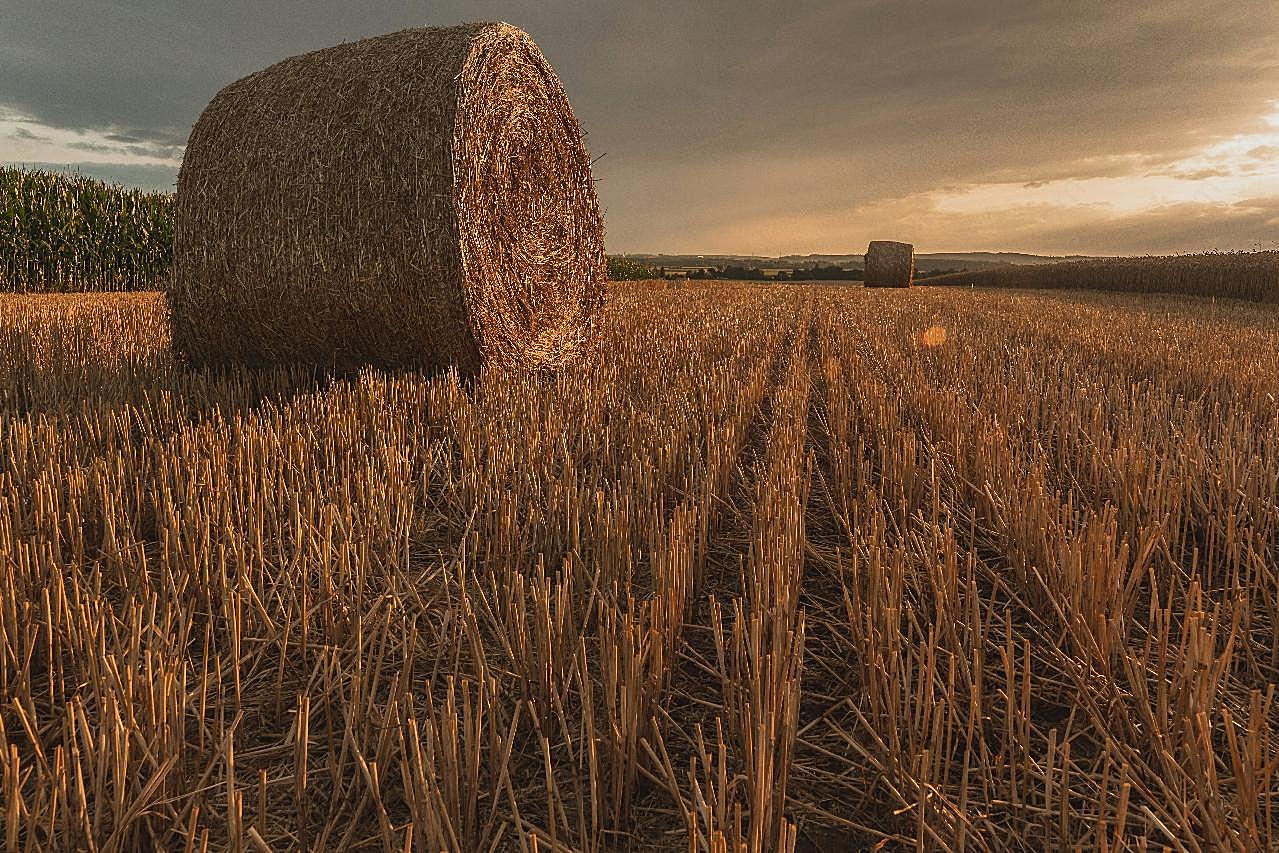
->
170 22 606 374
865 241 914 288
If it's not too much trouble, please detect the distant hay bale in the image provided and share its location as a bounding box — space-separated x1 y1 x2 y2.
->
169 22 606 374
865 241 914 288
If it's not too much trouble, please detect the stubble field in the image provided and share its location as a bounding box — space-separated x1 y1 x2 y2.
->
1 283 1278 851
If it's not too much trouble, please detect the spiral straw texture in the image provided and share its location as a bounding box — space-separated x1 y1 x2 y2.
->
170 23 606 374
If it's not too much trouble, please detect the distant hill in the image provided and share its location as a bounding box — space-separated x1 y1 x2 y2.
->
618 251 1098 274
918 252 1098 266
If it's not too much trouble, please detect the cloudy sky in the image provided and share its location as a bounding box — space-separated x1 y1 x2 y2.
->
3 1 1278 256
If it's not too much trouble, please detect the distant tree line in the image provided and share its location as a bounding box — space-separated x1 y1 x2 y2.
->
783 264 863 281
606 256 660 280
685 264 865 281
688 265 763 280
607 260 977 283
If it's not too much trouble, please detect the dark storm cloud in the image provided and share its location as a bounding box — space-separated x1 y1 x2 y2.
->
2 1 1277 253
67 138 185 160
9 127 47 142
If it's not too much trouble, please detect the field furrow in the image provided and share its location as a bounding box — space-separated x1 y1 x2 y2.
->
1 284 1277 851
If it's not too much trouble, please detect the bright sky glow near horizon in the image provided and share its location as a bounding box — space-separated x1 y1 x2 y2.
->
3 1 1278 257
934 104 1279 217
1 113 183 169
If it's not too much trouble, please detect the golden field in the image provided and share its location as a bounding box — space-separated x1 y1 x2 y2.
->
1 283 1278 851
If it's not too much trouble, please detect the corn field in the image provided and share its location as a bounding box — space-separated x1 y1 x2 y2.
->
1 284 1278 851
928 251 1279 302
0 168 173 293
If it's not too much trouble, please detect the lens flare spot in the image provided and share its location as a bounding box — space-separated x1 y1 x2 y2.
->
918 325 947 347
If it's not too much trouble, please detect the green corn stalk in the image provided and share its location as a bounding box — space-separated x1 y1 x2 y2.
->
0 166 173 293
